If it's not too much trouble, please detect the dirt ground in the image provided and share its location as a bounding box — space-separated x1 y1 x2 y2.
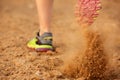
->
0 0 120 80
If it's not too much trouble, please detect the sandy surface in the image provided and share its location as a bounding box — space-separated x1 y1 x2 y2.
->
0 0 120 80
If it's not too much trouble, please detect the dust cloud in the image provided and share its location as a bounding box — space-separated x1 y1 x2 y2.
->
61 0 120 80
0 0 119 80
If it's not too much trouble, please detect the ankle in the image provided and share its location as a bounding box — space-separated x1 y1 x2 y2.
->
39 31 51 36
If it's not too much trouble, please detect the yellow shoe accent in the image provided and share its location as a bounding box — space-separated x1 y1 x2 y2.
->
27 38 53 49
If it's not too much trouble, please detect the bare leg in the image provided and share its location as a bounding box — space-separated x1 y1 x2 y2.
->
36 0 53 35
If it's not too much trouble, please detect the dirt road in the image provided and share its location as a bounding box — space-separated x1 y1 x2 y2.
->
0 0 120 80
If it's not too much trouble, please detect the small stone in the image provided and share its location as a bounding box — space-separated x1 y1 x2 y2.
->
29 52 38 56
46 50 55 55
50 70 62 78
35 71 41 76
76 77 85 80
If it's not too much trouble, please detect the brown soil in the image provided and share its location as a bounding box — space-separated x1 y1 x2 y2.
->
0 0 120 80
62 30 108 80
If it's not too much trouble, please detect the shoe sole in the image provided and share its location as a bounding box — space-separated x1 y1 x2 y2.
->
75 0 102 25
35 48 54 52
27 47 54 52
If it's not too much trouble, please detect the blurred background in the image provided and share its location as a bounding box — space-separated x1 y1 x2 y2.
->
0 0 120 80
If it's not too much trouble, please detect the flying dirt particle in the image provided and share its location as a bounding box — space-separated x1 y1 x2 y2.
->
79 31 108 80
62 30 108 80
